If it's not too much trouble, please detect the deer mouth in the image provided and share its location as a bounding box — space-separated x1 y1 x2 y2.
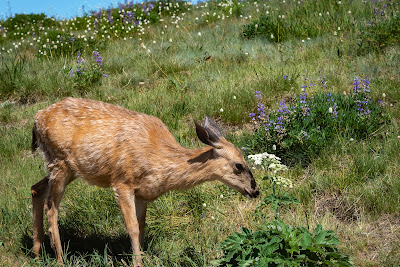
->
244 188 259 199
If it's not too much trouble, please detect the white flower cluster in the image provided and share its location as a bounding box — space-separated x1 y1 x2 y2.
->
248 152 292 188
271 175 293 188
248 152 281 166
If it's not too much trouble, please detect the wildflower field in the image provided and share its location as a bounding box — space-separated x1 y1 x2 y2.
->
1 0 400 266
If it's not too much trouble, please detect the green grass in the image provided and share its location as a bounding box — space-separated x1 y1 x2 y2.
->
1 0 400 266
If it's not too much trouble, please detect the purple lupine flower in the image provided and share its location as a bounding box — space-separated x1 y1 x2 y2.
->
76 52 85 65
331 102 338 118
277 99 291 115
265 118 273 130
301 130 309 140
353 77 361 94
249 112 256 124
361 77 370 93
124 11 136 25
326 92 334 102
299 92 310 116
257 103 266 121
93 50 102 66
273 116 285 139
356 98 371 116
353 77 371 117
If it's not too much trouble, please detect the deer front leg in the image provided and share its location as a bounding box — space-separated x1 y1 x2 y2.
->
135 199 147 250
113 184 142 266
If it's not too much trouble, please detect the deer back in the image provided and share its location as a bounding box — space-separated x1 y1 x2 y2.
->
33 98 181 190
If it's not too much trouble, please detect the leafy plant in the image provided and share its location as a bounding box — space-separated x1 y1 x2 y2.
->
64 50 108 92
244 75 390 165
213 220 353 267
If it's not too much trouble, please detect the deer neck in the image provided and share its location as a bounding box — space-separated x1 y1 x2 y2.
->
161 146 225 192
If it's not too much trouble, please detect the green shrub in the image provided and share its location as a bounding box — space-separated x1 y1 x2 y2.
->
243 75 390 165
214 220 353 267
0 13 59 42
63 50 108 93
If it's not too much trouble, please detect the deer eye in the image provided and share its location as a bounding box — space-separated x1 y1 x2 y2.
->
235 163 244 172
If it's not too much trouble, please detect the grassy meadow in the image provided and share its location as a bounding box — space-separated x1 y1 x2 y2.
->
0 0 400 266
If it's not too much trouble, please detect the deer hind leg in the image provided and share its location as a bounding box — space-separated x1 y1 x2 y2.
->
31 175 50 258
135 199 147 250
113 184 142 266
44 160 71 263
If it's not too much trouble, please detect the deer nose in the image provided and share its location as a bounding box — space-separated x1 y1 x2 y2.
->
254 187 260 197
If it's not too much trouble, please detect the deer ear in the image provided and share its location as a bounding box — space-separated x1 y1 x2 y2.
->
203 115 224 138
194 119 222 148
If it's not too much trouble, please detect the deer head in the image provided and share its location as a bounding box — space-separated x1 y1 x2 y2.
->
194 116 260 199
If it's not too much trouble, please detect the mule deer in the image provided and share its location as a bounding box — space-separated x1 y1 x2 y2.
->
31 97 259 265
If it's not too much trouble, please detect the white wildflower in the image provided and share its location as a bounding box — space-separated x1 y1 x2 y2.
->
269 163 276 169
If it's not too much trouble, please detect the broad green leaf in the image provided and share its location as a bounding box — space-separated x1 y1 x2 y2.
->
314 230 328 245
307 246 325 254
299 232 313 249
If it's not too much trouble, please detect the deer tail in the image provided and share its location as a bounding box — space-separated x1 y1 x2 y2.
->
31 123 38 153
